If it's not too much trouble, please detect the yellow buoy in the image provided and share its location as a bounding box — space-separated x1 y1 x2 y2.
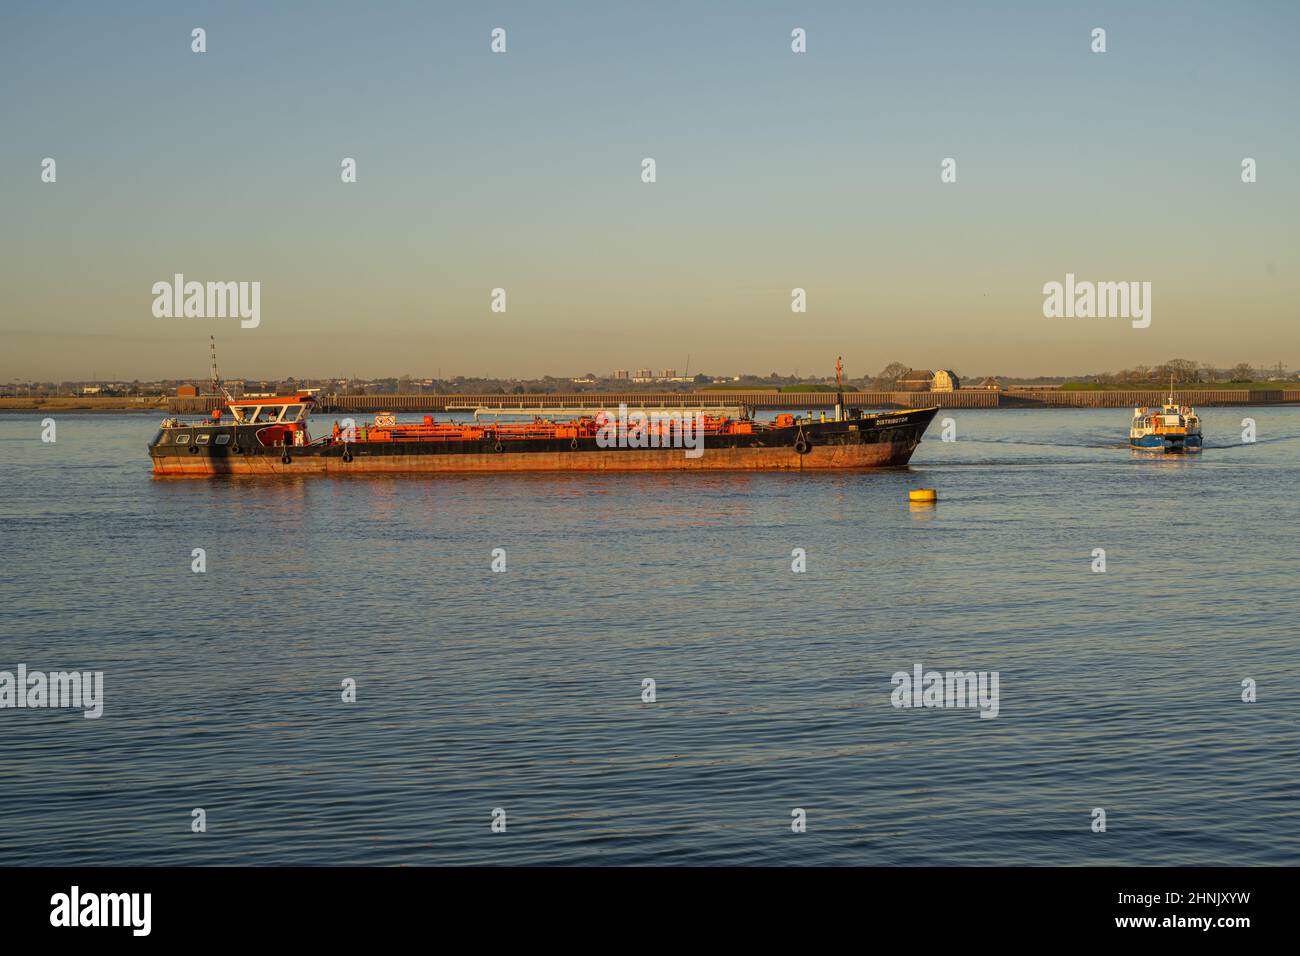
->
908 489 937 503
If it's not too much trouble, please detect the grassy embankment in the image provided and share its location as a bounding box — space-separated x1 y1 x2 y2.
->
701 384 840 392
706 382 1295 393
0 397 170 413
1058 381 1290 391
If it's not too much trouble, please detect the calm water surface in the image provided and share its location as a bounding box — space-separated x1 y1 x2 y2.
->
1 408 1298 865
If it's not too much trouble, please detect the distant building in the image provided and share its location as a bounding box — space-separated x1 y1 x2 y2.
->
175 384 199 397
932 369 960 392
976 377 1003 391
636 368 653 379
612 369 630 380
896 369 935 392
661 369 677 379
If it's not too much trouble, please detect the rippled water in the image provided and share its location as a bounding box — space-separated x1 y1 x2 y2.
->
1 408 1297 865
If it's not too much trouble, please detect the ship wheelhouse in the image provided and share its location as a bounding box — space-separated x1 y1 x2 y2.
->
223 392 317 447
153 391 319 450
228 401 311 425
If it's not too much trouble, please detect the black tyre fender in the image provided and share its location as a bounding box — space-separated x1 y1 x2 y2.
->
281 453 292 465
794 436 811 455
188 444 200 454
494 441 504 453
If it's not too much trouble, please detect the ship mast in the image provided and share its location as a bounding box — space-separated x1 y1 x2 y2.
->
209 335 220 395
835 356 844 421
208 336 233 405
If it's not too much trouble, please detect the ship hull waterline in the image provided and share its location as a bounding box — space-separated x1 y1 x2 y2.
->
1130 435 1203 453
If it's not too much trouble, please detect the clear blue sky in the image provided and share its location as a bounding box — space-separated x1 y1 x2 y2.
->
2 0 1297 381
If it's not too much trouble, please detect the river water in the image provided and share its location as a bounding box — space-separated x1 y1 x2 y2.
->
1 407 1297 865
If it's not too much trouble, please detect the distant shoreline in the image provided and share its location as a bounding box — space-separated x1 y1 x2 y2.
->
5 390 1300 414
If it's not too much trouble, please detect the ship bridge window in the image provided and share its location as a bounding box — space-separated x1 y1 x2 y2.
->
253 406 285 423
231 407 252 423
283 404 305 421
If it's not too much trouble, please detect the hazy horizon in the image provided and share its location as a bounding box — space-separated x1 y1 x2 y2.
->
3 1 1297 381
5 350 1293 386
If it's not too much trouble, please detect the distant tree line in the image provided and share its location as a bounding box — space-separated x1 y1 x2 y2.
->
1073 359 1290 386
861 359 1293 389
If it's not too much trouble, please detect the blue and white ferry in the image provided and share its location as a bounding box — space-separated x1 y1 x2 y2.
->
1130 388 1202 452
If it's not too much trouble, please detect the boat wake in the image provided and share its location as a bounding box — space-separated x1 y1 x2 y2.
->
956 437 1125 450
